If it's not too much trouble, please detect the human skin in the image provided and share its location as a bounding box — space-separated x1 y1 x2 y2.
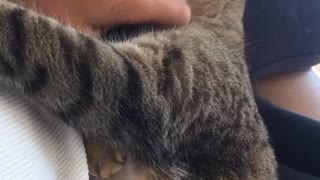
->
253 69 320 120
14 0 191 34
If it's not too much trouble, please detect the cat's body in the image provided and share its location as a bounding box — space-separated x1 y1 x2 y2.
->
0 0 277 179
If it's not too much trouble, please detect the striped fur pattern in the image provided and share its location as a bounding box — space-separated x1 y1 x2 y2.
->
0 0 277 179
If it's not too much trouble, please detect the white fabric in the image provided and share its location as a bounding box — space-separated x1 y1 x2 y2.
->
0 84 89 180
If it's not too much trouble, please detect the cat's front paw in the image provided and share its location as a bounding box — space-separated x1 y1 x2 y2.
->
86 144 156 180
86 144 126 179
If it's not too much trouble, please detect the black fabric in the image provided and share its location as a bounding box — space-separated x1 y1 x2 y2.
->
256 97 320 178
244 0 320 179
278 165 320 180
244 0 320 79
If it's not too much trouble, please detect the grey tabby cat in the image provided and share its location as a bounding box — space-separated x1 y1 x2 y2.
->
0 0 277 179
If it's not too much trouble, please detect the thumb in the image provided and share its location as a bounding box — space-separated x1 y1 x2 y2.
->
106 0 191 28
135 0 191 26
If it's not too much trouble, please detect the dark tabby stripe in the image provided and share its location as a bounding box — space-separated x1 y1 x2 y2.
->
23 64 49 94
123 58 144 99
59 37 94 122
8 8 27 71
160 46 184 97
109 46 167 164
0 58 15 76
110 45 145 132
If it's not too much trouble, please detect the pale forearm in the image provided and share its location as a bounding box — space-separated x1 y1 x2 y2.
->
253 69 320 120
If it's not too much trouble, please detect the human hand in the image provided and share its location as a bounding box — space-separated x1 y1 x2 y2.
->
16 0 191 34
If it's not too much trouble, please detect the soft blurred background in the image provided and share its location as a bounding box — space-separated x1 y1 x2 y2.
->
313 64 320 77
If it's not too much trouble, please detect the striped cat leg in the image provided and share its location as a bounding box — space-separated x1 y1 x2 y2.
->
0 1 277 179
0 1 131 178
0 2 171 179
